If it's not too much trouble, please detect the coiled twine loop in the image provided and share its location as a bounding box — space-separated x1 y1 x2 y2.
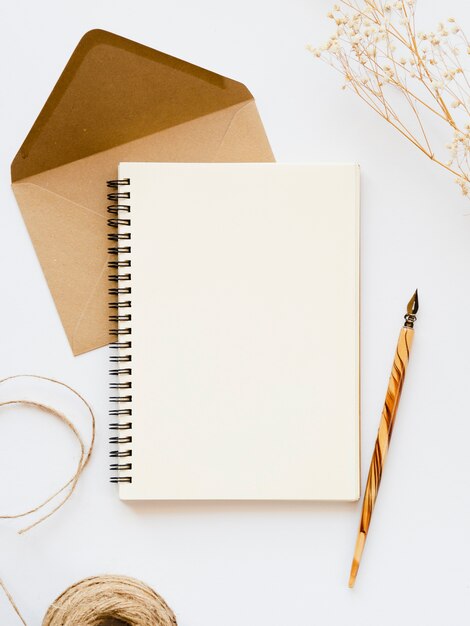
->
42 576 176 626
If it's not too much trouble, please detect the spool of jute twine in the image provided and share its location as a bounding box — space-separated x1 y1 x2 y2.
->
1 575 177 626
0 376 177 625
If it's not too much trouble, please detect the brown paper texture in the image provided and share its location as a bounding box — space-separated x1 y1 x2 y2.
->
11 29 274 355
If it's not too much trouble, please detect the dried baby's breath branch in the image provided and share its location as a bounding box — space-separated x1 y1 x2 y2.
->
309 0 470 197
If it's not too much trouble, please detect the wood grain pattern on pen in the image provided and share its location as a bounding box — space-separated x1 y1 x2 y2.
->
348 290 419 588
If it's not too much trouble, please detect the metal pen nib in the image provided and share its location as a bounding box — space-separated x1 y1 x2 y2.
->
404 289 419 328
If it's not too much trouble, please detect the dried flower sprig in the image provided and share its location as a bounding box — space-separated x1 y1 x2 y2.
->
309 1 470 197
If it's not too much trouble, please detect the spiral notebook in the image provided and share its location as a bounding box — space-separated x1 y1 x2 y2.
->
108 163 360 500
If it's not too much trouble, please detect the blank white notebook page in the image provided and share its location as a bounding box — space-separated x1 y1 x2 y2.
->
117 162 360 500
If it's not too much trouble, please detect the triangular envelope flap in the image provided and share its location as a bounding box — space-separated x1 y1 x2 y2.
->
11 29 253 182
12 183 109 355
14 102 269 214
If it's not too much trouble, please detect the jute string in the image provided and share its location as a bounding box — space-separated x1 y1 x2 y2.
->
1 575 177 626
0 374 96 623
0 377 176 624
0 374 95 534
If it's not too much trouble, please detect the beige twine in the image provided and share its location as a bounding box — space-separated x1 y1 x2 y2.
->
1 575 177 626
0 378 176 625
43 575 177 626
0 374 95 534
0 375 96 621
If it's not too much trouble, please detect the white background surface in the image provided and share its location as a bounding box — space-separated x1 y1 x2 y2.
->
0 1 469 624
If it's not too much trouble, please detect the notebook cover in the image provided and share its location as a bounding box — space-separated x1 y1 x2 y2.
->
112 163 360 501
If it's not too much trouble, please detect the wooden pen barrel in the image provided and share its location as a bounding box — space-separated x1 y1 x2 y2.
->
349 326 414 585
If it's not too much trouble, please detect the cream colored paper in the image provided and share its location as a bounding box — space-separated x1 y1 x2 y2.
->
117 163 360 501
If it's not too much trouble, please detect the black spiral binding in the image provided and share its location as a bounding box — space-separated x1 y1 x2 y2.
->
107 179 133 484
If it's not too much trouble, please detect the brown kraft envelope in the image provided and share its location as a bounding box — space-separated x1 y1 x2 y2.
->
11 29 274 356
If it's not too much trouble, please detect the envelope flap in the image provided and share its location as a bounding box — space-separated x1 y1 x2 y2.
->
12 29 253 182
11 181 110 355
